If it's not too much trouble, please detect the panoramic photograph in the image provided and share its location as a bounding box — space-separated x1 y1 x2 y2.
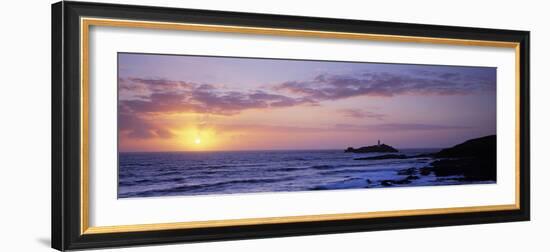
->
117 52 497 198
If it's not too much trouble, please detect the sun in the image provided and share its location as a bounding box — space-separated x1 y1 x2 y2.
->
178 127 218 150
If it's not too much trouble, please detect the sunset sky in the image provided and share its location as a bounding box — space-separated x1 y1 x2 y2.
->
118 53 496 152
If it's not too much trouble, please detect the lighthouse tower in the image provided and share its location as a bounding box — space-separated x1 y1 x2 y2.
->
378 140 381 146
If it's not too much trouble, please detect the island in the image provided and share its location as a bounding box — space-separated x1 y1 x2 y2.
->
345 140 399 153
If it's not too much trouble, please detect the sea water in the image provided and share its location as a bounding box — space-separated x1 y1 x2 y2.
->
118 149 491 198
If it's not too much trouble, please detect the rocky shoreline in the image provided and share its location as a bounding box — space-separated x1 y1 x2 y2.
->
353 135 497 187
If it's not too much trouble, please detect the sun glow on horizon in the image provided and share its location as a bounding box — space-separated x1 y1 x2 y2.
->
173 126 221 151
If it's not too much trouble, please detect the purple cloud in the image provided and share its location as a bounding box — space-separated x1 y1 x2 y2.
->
118 111 175 139
334 123 472 131
118 78 318 138
275 70 495 101
119 79 315 116
339 109 385 120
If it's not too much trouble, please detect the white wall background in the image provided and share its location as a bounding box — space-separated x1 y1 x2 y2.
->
0 0 547 251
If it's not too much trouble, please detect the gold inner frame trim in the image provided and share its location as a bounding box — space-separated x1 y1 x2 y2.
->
85 204 517 234
80 17 522 235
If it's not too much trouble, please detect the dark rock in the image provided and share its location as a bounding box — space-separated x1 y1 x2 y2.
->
419 167 432 176
412 153 436 158
394 179 412 184
310 186 327 190
345 144 398 153
430 158 495 181
355 154 407 160
406 175 420 180
354 153 435 161
397 167 417 175
435 135 496 159
380 178 412 186
381 180 393 186
428 135 496 181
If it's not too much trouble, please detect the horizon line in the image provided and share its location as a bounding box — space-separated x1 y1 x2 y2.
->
118 147 445 154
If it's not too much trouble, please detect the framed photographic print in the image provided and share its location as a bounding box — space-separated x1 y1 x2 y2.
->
52 1 530 250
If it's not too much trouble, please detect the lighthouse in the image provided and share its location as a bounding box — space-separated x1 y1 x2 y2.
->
378 140 380 146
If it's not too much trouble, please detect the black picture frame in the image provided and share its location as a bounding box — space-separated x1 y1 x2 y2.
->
52 1 530 251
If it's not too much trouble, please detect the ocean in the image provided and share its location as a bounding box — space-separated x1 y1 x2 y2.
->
118 149 491 198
